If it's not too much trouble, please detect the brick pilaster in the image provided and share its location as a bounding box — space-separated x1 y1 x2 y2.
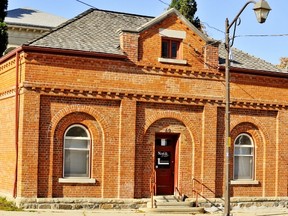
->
118 99 137 198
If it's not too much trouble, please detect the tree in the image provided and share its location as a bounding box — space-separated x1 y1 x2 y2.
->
277 57 288 70
0 0 8 57
169 0 201 29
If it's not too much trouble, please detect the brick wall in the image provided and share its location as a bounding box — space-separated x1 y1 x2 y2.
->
0 96 16 196
1 12 288 201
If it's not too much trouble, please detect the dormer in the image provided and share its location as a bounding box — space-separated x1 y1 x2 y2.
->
118 8 219 71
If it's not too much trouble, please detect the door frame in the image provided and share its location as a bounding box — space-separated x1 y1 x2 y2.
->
154 133 179 195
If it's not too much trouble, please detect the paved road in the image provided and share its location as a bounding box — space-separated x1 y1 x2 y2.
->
1 207 288 216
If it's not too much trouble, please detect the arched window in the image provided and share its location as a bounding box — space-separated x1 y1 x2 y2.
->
63 124 91 178
233 133 254 180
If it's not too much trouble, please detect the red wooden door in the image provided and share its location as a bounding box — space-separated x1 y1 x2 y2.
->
155 134 178 195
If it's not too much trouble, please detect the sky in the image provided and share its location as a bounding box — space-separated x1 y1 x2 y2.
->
7 0 288 65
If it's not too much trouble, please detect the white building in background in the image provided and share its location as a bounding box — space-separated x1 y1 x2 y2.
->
5 8 67 53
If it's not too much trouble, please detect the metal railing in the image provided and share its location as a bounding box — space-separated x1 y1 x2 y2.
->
150 169 156 208
192 177 223 209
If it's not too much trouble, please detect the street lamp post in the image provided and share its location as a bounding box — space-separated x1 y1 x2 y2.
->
224 1 271 216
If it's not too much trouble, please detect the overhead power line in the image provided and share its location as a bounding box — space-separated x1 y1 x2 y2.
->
236 33 288 38
156 0 170 6
76 0 97 9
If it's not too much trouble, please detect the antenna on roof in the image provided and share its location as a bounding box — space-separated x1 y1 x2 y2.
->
76 0 97 9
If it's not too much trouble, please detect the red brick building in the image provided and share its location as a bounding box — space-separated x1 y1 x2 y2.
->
0 8 287 205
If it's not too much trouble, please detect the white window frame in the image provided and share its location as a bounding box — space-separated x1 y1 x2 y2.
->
233 133 255 181
59 124 95 183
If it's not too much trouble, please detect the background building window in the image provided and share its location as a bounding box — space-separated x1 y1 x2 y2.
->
233 133 254 180
63 124 91 178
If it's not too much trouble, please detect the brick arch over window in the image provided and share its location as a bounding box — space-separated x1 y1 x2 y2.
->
230 117 269 147
38 105 110 198
52 112 103 197
48 104 110 137
230 121 266 197
135 117 196 198
144 110 198 136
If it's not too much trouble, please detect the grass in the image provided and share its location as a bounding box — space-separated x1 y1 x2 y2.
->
0 197 22 211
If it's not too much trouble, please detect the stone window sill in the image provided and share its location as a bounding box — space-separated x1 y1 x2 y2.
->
58 178 96 184
158 57 187 65
231 180 259 185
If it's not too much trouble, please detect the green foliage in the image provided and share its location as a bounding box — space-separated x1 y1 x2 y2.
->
0 0 8 56
0 22 8 56
0 0 8 22
0 197 22 211
169 0 201 29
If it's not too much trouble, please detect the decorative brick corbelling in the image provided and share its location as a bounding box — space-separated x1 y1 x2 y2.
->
138 65 223 79
22 81 288 110
0 87 16 100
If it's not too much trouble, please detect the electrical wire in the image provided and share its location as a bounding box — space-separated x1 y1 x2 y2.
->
236 33 288 38
156 0 170 6
75 0 98 9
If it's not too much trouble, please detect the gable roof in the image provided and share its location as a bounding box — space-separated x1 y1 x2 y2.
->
135 8 210 43
6 8 67 29
26 8 282 74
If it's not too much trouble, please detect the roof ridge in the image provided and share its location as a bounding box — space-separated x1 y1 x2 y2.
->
92 8 155 19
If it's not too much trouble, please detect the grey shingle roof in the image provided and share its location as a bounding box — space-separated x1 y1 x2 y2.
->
218 43 283 73
6 8 67 28
28 9 153 55
27 8 282 73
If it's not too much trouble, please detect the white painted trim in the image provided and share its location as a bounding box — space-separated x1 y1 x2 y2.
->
58 178 96 184
231 180 259 185
159 28 186 39
158 57 187 65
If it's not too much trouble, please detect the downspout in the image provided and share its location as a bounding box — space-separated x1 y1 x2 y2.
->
13 51 20 198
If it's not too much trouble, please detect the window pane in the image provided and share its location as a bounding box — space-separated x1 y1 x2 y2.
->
171 41 179 58
65 139 89 149
66 126 88 137
162 41 169 58
235 147 253 155
235 135 251 145
234 156 253 179
64 150 89 177
155 138 171 146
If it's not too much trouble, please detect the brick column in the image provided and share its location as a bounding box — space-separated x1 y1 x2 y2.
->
18 90 40 198
201 103 217 197
276 110 288 196
118 30 139 63
118 99 137 198
204 42 219 71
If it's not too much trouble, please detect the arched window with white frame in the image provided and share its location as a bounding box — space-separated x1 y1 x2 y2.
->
233 133 254 180
63 124 91 178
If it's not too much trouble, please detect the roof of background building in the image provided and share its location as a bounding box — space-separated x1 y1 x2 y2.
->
5 8 67 29
26 8 283 73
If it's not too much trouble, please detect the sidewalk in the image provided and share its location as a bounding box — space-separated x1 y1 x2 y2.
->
1 207 288 216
